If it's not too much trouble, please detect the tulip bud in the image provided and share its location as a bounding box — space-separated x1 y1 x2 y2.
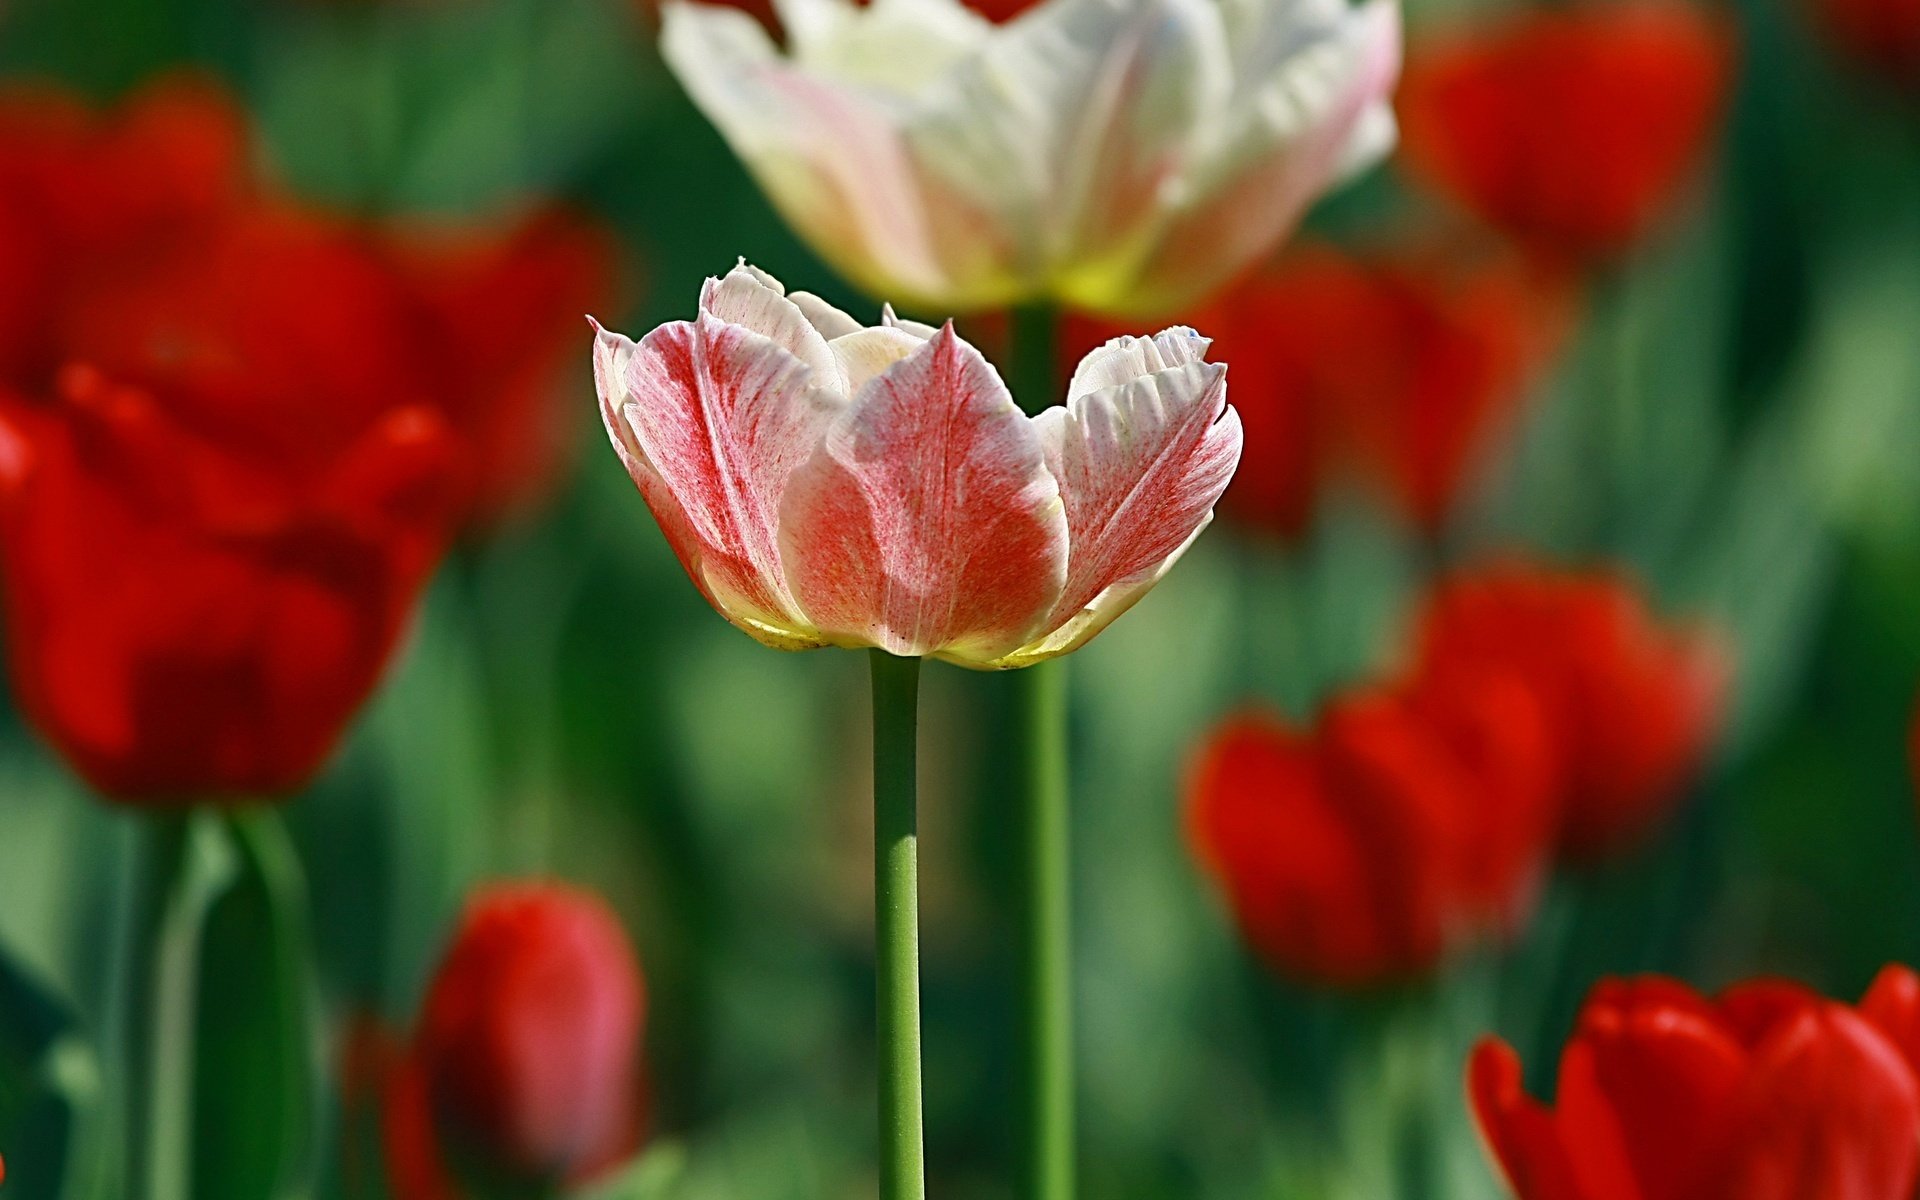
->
401 883 647 1192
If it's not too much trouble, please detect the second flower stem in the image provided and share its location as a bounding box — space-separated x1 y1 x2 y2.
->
871 649 926 1200
1009 301 1074 1200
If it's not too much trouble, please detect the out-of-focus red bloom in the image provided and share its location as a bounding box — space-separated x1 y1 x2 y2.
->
1470 966 1920 1200
386 883 648 1196
381 210 622 523
1186 672 1555 987
1398 5 1734 266
0 76 249 386
0 366 457 802
1418 562 1727 862
1069 241 1568 539
1812 0 1920 91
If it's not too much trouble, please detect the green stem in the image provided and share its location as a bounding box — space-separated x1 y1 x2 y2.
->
125 811 239 1200
227 810 323 1199
870 650 926 1200
1008 302 1075 1200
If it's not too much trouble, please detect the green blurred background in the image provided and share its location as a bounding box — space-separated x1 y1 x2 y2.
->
0 0 1918 1195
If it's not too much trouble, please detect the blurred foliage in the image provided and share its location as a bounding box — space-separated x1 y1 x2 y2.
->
0 0 1917 1195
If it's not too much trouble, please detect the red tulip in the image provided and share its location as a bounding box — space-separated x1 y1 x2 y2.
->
1068 241 1568 538
1469 967 1920 1200
1417 562 1727 862
1398 5 1734 266
1186 671 1554 987
0 365 456 802
390 883 648 1195
1811 0 1920 91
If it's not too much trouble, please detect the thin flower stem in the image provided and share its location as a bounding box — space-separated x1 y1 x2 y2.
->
1008 302 1075 1200
126 811 239 1200
871 649 926 1200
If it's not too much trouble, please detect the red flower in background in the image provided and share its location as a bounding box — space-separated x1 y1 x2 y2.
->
1069 241 1568 539
1470 966 1920 1200
1417 562 1728 862
384 883 648 1197
1812 0 1920 91
0 77 625 800
1187 561 1722 986
0 368 458 802
1186 672 1556 987
1398 4 1734 266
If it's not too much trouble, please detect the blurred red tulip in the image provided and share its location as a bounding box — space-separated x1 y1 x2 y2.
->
1069 241 1568 538
1417 562 1727 862
1398 5 1734 266
1186 672 1555 987
1470 967 1920 1200
0 366 458 802
389 883 648 1195
1812 0 1920 90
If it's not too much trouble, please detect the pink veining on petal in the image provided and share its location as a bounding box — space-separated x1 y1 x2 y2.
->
593 314 839 645
1023 348 1240 657
778 325 1068 662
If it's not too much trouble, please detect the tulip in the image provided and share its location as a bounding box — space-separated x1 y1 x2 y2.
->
593 261 1243 668
0 367 457 802
658 0 1401 317
1417 562 1726 862
1068 239 1570 537
387 883 648 1196
1398 4 1733 266
1186 668 1554 986
1469 967 1920 1200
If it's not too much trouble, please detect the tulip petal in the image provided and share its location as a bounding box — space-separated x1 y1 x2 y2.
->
778 325 1067 662
661 4 1016 309
592 315 840 650
996 346 1238 667
1861 965 1920 1078
905 0 1231 299
1467 1038 1590 1200
700 261 846 391
1558 980 1746 1200
1714 1006 1920 1200
1065 325 1212 402
1121 0 1401 314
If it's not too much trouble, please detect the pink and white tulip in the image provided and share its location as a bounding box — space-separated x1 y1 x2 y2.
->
593 262 1242 668
659 0 1402 318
